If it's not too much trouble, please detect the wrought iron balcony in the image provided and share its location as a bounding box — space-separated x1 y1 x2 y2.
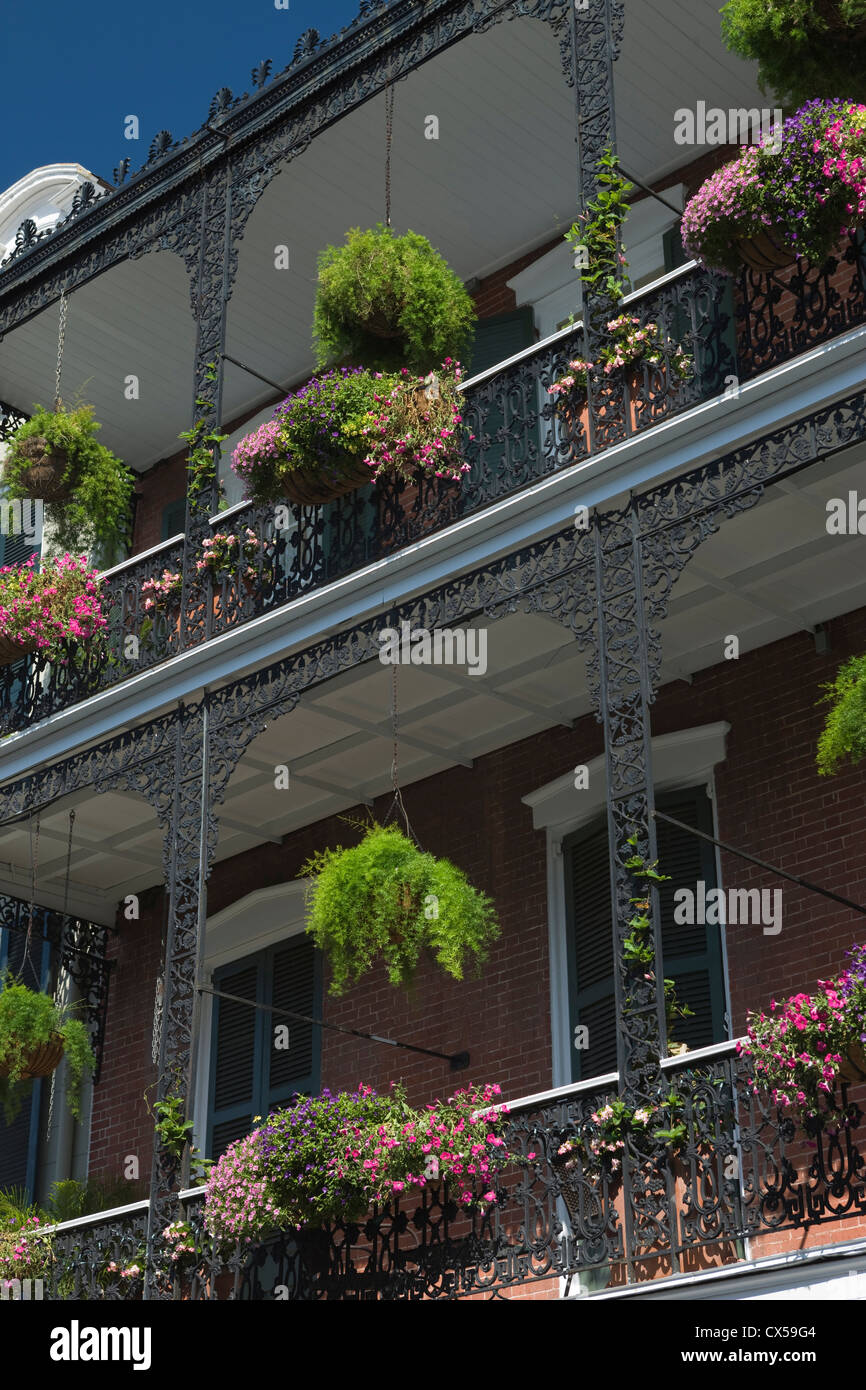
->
28 1041 865 1301
2 242 864 737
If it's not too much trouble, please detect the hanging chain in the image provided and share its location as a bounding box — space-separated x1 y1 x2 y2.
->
384 661 415 840
391 663 399 794
23 812 41 980
55 289 68 412
62 810 75 918
384 83 396 228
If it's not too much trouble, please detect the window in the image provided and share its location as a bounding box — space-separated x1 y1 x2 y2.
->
206 935 322 1158
565 786 727 1082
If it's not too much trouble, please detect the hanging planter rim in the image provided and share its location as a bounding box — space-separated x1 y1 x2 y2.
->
734 227 799 274
0 1033 65 1080
10 440 74 502
281 453 372 507
839 1037 866 1084
0 632 39 667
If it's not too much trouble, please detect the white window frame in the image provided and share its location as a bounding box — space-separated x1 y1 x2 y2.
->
522 722 731 1088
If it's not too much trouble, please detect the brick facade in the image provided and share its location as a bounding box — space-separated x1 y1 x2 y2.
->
88 598 866 1288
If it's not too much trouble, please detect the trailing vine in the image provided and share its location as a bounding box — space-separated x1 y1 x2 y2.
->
620 837 694 1048
564 146 633 307
180 363 227 512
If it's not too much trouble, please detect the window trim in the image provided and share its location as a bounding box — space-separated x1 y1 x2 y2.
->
522 722 731 1088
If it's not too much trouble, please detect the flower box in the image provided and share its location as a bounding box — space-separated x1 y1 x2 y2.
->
232 364 469 512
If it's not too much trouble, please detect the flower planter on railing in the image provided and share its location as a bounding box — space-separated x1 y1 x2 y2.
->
0 554 107 671
682 100 866 277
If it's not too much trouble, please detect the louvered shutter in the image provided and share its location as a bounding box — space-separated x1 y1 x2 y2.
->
466 307 537 496
267 937 319 1103
655 789 726 1052
208 962 258 1158
663 221 735 398
207 938 321 1159
565 822 617 1080
160 499 186 541
565 786 726 1081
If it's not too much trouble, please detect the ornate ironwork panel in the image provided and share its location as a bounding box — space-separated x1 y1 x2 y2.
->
40 1203 149 1300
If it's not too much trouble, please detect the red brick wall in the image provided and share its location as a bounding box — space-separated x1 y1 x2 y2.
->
132 454 188 554
88 885 163 1186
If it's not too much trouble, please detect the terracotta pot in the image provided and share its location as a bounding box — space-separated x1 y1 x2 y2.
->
555 367 646 449
735 229 797 274
181 1268 237 1301
0 1034 65 1080
282 456 371 507
11 438 72 501
839 1038 866 1085
0 633 37 667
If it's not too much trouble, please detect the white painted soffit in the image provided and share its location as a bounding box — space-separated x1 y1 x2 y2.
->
522 722 731 831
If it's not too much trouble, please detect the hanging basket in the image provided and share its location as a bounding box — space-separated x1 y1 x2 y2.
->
839 1038 866 1085
282 455 372 507
0 1034 65 1080
0 633 38 667
11 437 73 501
735 229 798 274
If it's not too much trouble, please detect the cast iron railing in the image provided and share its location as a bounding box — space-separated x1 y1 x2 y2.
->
29 1041 866 1300
2 243 865 735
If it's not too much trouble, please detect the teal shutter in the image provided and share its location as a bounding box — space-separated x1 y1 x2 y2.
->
161 499 187 541
564 821 618 1081
566 787 726 1081
662 224 688 274
468 307 536 377
466 307 537 497
655 790 726 1052
207 937 322 1158
664 220 737 397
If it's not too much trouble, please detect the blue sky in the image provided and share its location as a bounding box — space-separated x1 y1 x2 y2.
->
2 1 363 192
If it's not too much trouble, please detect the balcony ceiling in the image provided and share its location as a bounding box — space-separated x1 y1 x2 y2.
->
0 2 762 471
0 439 863 926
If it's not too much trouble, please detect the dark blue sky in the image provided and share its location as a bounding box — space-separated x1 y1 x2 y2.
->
2 1 363 193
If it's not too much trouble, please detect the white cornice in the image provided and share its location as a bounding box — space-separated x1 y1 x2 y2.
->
522 721 731 833
0 164 105 260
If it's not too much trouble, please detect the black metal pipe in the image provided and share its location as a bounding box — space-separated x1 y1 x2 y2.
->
198 984 470 1069
220 352 286 397
651 808 866 917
